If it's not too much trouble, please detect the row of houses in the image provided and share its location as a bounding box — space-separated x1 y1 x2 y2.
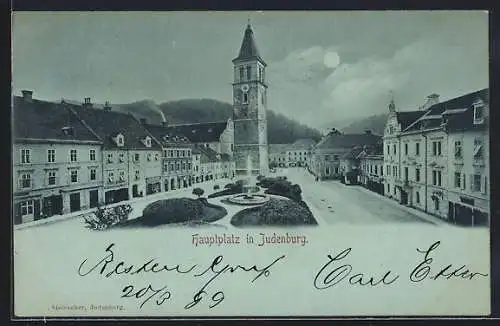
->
309 88 490 226
269 138 316 168
12 91 235 225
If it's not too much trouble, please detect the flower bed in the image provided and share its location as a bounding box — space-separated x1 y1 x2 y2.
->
117 198 227 228
84 204 133 230
231 198 317 227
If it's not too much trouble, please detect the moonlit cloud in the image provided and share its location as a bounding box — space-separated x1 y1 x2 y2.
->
12 11 488 131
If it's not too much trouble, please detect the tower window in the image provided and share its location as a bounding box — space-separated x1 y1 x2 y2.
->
239 67 244 81
246 66 251 80
243 92 248 104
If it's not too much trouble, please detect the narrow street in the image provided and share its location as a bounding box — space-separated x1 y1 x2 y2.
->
278 167 437 225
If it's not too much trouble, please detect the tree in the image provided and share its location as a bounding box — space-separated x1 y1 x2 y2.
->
192 188 204 198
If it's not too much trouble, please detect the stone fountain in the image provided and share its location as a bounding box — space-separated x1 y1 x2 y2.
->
228 155 269 205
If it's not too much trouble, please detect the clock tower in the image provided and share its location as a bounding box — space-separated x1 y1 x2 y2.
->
232 22 269 176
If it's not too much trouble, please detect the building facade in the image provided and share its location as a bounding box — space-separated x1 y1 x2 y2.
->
13 91 104 224
359 149 384 195
232 23 269 176
269 139 315 168
310 129 381 180
69 99 163 205
383 89 489 225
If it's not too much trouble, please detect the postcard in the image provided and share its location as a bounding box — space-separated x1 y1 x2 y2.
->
12 10 490 318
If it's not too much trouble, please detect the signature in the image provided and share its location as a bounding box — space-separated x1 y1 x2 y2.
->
409 241 489 282
78 243 286 309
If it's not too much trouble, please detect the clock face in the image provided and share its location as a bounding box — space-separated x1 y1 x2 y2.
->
241 84 249 92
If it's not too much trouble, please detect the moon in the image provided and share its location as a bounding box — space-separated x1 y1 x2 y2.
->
324 51 340 68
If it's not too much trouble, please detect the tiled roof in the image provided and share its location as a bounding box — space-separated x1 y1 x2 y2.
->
315 132 382 150
269 144 292 153
13 96 101 143
69 104 162 150
233 24 266 65
166 121 228 143
395 111 426 130
144 123 192 147
404 89 488 133
195 145 221 163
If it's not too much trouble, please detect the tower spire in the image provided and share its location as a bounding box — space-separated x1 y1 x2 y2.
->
233 21 266 66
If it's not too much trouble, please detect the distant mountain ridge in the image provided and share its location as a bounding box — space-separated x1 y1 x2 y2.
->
340 113 388 136
67 98 323 144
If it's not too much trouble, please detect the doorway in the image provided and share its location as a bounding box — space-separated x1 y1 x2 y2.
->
70 193 81 212
89 190 99 208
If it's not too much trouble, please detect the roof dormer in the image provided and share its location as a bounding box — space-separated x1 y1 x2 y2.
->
115 133 125 147
473 99 485 125
142 135 152 148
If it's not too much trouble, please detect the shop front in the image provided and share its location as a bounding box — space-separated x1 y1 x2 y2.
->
146 177 162 195
448 195 489 226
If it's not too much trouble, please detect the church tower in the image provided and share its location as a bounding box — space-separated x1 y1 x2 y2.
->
232 22 269 176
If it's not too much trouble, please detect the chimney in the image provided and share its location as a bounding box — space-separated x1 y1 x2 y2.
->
422 93 440 110
140 118 147 125
83 97 93 108
21 90 33 102
103 101 112 111
364 129 372 135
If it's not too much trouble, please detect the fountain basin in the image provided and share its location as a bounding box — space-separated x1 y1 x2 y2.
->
227 194 270 206
242 185 260 194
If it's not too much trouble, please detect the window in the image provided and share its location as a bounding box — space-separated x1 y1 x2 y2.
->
70 149 77 162
169 163 174 171
231 144 234 151
437 171 442 186
135 170 140 180
473 174 481 192
432 141 442 156
454 172 461 188
386 145 390 155
473 104 484 124
21 200 34 217
188 163 192 170
182 162 186 170
47 149 56 163
147 153 152 161
325 155 330 161
393 186 396 195
176 150 180 157
239 67 244 81
20 173 31 188
386 165 390 176
416 191 420 204
21 149 31 164
108 171 114 182
387 184 390 193
404 143 408 155
145 137 151 148
432 171 437 185
154 153 159 161
393 166 397 177
134 153 140 162
48 171 56 185
415 143 420 156
119 153 125 162
434 199 440 211
169 150 173 157
89 149 96 161
473 138 483 160
243 92 248 104
380 166 383 176
246 66 251 80
176 162 180 171
393 144 396 155
454 141 463 159
116 135 124 147
404 167 409 181
90 168 97 181
107 153 113 163
70 170 78 183
119 170 125 181
415 168 420 182
375 165 378 174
